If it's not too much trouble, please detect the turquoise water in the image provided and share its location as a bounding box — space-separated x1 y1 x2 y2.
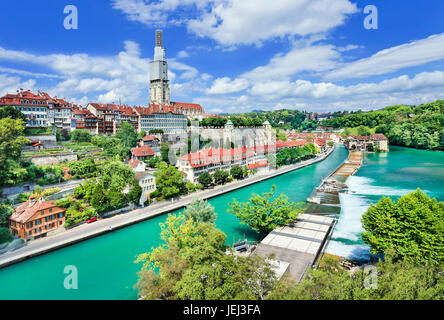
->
0 146 348 299
326 146 444 261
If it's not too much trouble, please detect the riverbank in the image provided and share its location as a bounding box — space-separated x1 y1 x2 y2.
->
0 147 334 269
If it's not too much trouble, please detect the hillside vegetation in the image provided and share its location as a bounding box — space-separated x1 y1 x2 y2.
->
322 100 444 150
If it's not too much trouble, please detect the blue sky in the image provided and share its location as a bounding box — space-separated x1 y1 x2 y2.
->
1 0 444 114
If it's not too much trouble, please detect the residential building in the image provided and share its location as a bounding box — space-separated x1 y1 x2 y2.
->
86 103 115 134
177 141 305 182
0 90 51 127
131 145 155 161
9 197 66 241
71 108 98 134
135 171 156 205
47 98 73 131
345 134 389 151
139 135 160 155
247 161 270 175
129 157 147 172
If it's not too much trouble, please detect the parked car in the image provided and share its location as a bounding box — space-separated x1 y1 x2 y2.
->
86 217 97 224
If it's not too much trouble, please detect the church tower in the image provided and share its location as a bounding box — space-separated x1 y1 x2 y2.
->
149 30 170 105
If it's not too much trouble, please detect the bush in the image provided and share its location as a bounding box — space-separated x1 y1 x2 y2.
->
198 172 213 188
0 227 11 244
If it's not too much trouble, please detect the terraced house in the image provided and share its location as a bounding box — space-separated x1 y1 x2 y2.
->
0 89 51 127
9 196 66 241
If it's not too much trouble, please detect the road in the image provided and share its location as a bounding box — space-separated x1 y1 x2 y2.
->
0 148 334 269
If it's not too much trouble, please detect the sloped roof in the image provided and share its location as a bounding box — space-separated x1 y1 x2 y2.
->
132 146 154 157
10 198 64 224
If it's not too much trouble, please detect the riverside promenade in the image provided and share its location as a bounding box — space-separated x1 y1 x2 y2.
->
0 147 334 269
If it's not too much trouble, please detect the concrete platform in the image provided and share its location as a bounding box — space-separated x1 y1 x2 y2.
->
255 214 334 280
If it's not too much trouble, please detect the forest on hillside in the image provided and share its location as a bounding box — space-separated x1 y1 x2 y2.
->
321 100 444 150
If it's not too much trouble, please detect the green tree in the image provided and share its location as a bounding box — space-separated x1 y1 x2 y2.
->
198 172 213 188
154 162 186 200
70 129 91 142
135 213 278 300
160 142 170 163
228 185 305 233
0 106 26 121
230 165 244 180
0 118 29 187
0 227 11 244
268 253 444 300
213 169 229 185
115 121 139 149
183 198 217 224
0 203 14 228
361 189 444 265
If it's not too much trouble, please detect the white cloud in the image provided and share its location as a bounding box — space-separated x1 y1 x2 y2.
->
111 0 210 26
325 33 444 80
177 50 190 58
0 73 36 97
188 0 357 45
243 44 339 80
113 0 357 46
0 40 201 105
206 77 249 94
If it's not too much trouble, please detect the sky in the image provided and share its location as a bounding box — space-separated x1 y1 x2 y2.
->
1 0 444 114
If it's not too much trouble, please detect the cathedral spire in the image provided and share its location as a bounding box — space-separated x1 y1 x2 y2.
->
149 30 170 106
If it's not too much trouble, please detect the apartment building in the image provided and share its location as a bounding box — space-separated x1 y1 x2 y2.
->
0 90 51 127
9 196 66 241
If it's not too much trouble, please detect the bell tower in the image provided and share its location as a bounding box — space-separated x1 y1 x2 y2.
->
149 29 170 105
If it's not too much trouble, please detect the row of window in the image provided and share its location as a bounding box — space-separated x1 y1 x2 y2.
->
16 106 46 112
19 100 47 105
26 213 64 228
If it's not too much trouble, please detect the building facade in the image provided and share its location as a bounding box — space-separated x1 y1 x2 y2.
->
9 197 66 241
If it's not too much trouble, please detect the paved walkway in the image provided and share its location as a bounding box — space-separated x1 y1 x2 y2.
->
0 148 334 269
255 214 335 281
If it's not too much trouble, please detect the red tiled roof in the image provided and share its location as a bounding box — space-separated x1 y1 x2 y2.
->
370 133 388 141
171 102 203 111
247 161 269 170
141 135 159 142
10 199 63 224
128 158 142 168
131 146 154 157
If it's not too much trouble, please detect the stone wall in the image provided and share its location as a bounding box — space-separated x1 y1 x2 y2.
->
25 134 57 143
27 153 78 166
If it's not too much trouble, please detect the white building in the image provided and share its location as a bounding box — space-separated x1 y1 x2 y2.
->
135 171 156 205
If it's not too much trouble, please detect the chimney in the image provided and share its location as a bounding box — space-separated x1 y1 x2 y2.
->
28 195 36 207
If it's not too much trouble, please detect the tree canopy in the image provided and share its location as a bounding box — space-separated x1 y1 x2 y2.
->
135 213 278 300
228 185 305 233
182 198 217 224
361 189 444 265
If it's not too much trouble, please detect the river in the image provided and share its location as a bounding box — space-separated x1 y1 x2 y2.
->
0 145 348 299
326 146 444 262
1 145 442 299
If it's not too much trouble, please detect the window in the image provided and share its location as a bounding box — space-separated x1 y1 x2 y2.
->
41 210 44 215
45 216 50 222
58 212 63 218
35 219 40 225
